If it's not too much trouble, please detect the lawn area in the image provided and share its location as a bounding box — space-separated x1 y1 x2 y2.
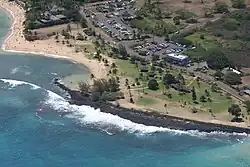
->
136 96 158 106
130 17 177 36
116 59 139 78
156 81 232 113
185 32 219 50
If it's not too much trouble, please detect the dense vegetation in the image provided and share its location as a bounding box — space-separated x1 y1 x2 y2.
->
184 8 250 69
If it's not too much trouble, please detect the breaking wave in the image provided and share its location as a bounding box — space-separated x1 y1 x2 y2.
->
1 78 249 138
0 78 40 90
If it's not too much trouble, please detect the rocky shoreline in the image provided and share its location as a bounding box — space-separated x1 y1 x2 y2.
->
53 79 250 134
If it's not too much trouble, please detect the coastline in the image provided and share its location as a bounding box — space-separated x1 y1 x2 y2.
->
0 0 107 79
54 80 250 134
1 0 250 131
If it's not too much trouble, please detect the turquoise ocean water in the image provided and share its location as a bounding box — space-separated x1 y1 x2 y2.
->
0 10 250 167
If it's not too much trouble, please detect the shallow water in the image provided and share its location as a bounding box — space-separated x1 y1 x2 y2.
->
0 10 250 167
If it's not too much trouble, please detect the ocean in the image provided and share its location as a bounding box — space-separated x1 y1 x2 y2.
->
0 10 250 167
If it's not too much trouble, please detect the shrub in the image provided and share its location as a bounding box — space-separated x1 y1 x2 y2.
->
213 2 229 14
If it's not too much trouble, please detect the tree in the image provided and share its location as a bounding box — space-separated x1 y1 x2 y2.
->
192 86 197 102
205 48 231 70
173 16 180 25
205 89 210 97
200 34 205 39
163 73 176 85
211 83 217 92
80 18 88 28
213 1 229 13
66 24 72 32
118 44 128 59
78 82 91 94
244 101 250 114
90 73 95 79
200 95 206 102
214 70 224 80
176 73 185 85
204 8 214 18
148 79 159 90
224 71 242 85
165 34 170 41
125 78 129 87
228 104 242 121
112 68 118 75
111 63 116 68
231 0 246 8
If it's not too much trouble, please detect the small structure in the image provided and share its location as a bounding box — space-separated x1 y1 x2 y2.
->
139 65 148 72
221 67 241 75
166 53 189 66
243 89 250 96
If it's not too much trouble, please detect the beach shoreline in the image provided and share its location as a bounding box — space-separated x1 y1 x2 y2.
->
0 0 107 79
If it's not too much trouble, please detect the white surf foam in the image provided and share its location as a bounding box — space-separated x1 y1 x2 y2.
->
1 78 249 137
0 78 40 90
10 67 20 74
43 89 250 137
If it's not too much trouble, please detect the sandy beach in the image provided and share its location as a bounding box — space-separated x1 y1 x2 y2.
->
0 0 107 79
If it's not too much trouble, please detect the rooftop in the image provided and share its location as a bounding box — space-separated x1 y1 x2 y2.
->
221 67 241 75
167 53 188 60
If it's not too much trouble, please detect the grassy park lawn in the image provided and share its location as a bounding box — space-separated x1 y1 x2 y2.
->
130 17 177 36
185 32 219 50
155 81 232 113
136 96 158 106
116 59 140 78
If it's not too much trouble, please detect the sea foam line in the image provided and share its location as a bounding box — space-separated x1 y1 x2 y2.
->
1 78 249 137
0 78 40 90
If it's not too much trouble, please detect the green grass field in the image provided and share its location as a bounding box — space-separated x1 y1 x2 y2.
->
156 80 232 113
116 59 140 78
136 96 158 106
130 18 176 36
185 32 219 50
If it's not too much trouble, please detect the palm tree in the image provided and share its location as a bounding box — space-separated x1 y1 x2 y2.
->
164 103 168 114
125 78 129 87
90 73 95 79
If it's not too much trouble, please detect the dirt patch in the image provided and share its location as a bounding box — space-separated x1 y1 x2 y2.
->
242 76 250 86
136 0 250 18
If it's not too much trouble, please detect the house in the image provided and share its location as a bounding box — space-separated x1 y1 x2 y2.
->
221 67 241 75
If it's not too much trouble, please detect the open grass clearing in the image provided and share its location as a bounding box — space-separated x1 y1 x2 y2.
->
136 96 158 106
116 59 140 78
185 32 219 50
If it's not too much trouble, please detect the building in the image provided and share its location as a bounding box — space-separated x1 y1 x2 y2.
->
243 89 250 96
221 67 241 75
166 53 189 66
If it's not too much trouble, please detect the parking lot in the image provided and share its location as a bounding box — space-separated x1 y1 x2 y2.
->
93 11 135 41
84 0 195 63
130 37 187 58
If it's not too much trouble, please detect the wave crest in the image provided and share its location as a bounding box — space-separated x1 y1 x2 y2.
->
0 78 40 90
